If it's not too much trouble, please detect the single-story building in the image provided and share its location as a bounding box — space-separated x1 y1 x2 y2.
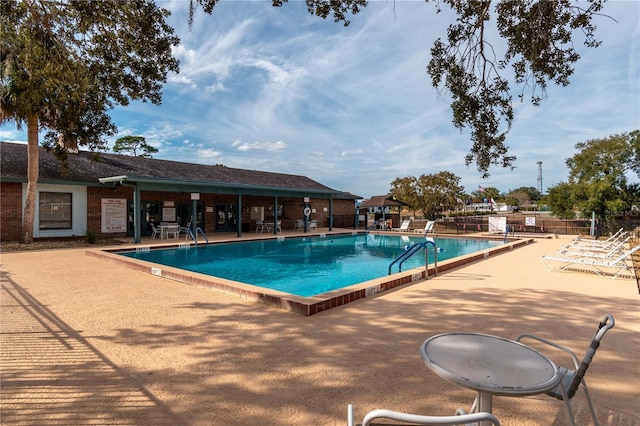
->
0 142 361 242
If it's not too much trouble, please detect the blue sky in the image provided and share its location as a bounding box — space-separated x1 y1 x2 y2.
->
1 0 638 199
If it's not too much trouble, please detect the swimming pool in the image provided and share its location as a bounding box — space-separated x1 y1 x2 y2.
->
117 234 502 297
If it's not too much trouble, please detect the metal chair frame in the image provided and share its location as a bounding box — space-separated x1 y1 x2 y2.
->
515 314 615 426
347 404 500 426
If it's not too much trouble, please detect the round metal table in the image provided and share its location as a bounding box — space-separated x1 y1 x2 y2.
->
420 332 564 425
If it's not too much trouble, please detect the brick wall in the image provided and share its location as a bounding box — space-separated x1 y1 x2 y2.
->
2 181 356 241
88 186 131 239
1 182 23 241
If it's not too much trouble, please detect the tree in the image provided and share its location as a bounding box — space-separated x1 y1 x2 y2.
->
195 0 609 177
472 186 500 203
509 186 541 203
567 131 639 218
547 130 639 219
566 131 638 188
545 182 576 219
393 171 463 219
389 176 419 216
416 171 465 218
1 0 179 243
113 136 159 158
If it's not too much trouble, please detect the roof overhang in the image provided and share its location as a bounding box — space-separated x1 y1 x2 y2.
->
98 175 339 198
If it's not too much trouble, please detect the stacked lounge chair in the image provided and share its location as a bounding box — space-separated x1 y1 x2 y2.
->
556 235 630 259
542 244 640 279
564 228 627 250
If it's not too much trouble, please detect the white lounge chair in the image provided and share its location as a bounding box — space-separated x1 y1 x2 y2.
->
572 227 624 242
414 221 435 234
542 245 640 279
566 228 627 249
557 235 630 259
392 220 411 232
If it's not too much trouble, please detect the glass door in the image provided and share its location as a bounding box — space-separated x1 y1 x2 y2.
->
215 204 237 232
136 201 160 236
176 202 205 231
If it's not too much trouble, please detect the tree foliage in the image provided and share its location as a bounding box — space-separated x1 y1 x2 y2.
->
547 130 639 219
389 176 419 215
546 181 576 219
1 0 180 242
195 0 608 177
113 136 159 158
391 171 464 219
508 186 541 202
472 186 499 203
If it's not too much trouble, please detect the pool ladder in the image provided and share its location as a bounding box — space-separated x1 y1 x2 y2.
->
388 239 437 275
187 227 209 246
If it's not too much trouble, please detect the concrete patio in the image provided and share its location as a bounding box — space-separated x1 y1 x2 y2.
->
1 231 638 425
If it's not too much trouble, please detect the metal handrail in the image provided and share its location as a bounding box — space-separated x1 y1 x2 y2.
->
389 239 438 275
187 227 209 246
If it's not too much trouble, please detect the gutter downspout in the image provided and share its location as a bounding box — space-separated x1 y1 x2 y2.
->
119 182 142 244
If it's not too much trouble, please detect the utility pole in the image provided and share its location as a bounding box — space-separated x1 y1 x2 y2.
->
536 161 543 194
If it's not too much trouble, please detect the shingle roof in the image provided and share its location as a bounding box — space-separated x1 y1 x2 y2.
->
359 194 408 208
0 142 359 198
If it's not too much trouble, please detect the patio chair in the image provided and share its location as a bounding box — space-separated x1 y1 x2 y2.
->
150 223 159 239
414 221 435 234
293 219 304 231
542 244 640 279
165 224 180 239
178 222 191 238
392 220 411 232
515 314 615 426
347 404 500 426
255 220 267 233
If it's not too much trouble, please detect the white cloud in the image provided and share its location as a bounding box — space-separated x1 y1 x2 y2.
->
2 1 638 197
232 139 287 152
196 148 223 162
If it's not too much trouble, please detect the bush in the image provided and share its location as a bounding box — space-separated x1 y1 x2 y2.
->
86 229 99 244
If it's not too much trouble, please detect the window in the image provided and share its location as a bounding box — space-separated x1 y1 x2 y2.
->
39 192 72 229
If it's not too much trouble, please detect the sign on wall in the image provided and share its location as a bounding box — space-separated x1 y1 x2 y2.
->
101 198 127 233
162 207 176 222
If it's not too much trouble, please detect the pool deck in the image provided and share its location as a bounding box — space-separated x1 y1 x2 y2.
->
1 229 639 425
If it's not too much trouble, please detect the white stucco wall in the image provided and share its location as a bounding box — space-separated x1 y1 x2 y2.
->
23 183 88 238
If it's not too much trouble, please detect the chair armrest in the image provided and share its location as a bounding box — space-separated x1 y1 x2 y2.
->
360 408 501 426
516 333 580 369
348 404 354 426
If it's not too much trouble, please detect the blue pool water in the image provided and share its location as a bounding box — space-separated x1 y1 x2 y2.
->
119 234 501 297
